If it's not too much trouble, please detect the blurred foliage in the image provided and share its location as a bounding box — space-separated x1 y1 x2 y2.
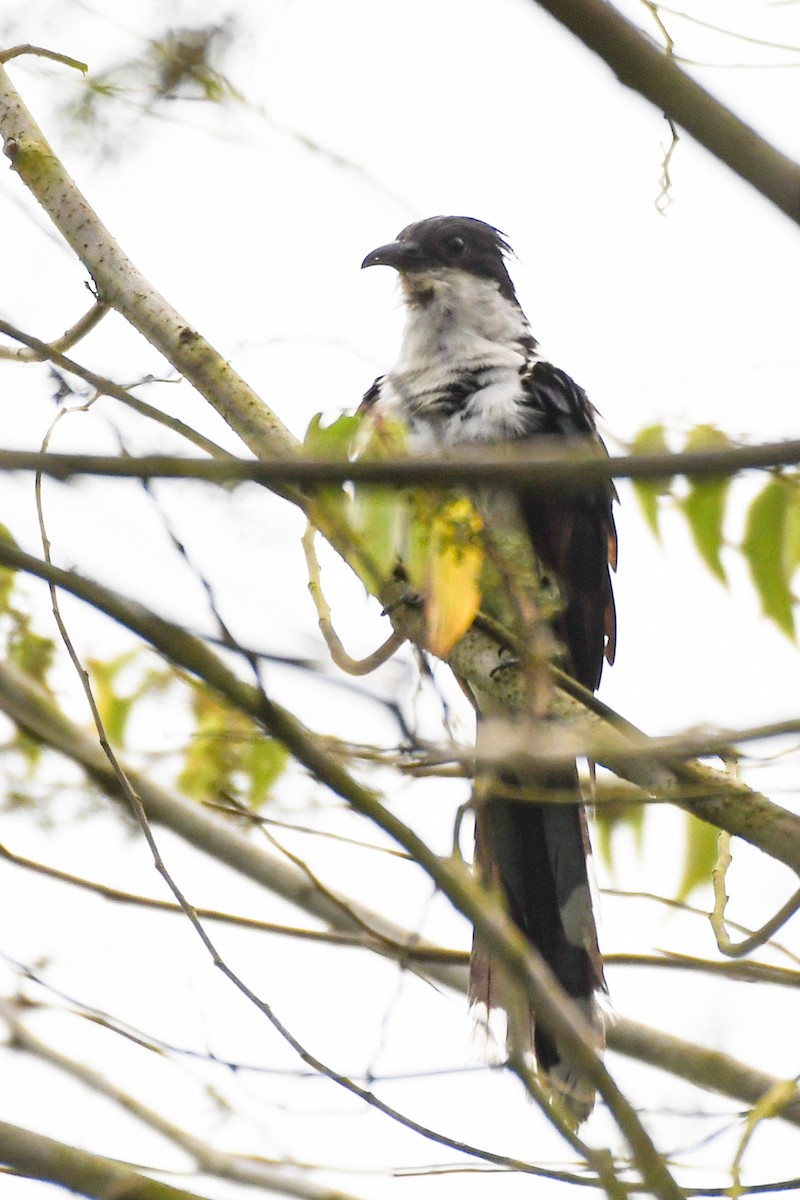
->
680 424 732 583
611 422 800 896
0 529 287 812
741 475 800 638
629 422 672 536
632 423 800 641
89 649 289 809
346 411 409 580
303 411 360 526
595 800 717 903
677 812 720 903
0 524 56 769
318 410 485 655
62 20 242 151
179 684 288 809
87 649 172 748
594 788 646 869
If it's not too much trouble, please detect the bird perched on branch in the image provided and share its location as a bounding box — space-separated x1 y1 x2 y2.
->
360 215 617 1122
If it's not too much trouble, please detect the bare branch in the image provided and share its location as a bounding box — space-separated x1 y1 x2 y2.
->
1 535 799 893
0 302 109 361
528 0 800 223
0 434 799 488
610 1017 800 1128
0 999 367 1200
606 951 800 988
0 318 230 459
0 63 297 464
0 1118 209 1200
0 44 87 72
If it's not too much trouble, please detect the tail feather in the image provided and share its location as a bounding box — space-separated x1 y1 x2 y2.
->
469 767 605 1122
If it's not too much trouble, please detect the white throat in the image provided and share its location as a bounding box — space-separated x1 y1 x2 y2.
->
377 269 539 447
394 270 531 376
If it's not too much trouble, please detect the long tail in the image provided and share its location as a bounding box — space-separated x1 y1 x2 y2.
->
469 766 605 1122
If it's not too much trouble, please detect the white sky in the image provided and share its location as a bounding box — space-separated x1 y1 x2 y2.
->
3 0 800 1197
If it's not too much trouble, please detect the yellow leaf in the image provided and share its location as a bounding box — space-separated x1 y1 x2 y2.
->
423 497 484 657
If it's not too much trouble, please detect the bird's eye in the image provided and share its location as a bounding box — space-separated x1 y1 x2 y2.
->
444 235 466 258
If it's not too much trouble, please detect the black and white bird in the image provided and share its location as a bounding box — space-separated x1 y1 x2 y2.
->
360 215 617 1121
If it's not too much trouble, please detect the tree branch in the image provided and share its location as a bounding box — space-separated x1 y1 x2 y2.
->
0 302 109 361
529 0 800 224
611 1017 800 1128
0 1118 210 1200
0 63 296 465
1 436 800 487
0 658 463 985
0 318 231 460
1 533 800 902
0 998 366 1200
2 653 798 1143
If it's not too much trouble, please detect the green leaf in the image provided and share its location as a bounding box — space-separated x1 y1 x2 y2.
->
629 423 671 537
680 425 732 583
179 686 285 807
351 486 406 578
741 477 795 638
0 524 18 613
303 412 361 458
782 481 800 580
8 614 55 688
677 812 719 901
179 688 239 801
88 651 172 746
247 738 289 808
592 796 646 871
350 413 410 579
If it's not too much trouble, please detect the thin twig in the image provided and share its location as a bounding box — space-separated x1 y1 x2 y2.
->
0 44 87 71
606 951 800 988
0 318 230 460
2 435 800 486
711 832 800 957
0 302 109 361
0 998 367 1200
303 524 405 674
0 839 462 954
528 0 800 224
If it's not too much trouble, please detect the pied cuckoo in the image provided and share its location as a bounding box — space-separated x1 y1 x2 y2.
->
360 215 617 1120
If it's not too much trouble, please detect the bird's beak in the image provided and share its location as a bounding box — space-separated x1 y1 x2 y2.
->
361 239 424 272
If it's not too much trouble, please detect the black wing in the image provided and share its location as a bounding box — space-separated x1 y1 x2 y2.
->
517 361 617 691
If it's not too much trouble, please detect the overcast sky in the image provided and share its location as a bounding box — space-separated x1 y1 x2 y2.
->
3 1 800 1197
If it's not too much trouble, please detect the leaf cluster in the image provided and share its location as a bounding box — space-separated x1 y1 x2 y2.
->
632 423 800 637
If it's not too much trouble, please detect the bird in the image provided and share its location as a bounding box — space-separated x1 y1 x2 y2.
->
359 215 617 1121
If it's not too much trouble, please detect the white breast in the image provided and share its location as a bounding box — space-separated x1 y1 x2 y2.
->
377 269 537 449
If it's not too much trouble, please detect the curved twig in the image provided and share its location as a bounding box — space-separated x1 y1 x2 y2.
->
303 523 405 674
0 302 109 361
0 44 87 72
712 831 800 957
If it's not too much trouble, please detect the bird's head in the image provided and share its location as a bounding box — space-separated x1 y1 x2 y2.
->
361 215 518 306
